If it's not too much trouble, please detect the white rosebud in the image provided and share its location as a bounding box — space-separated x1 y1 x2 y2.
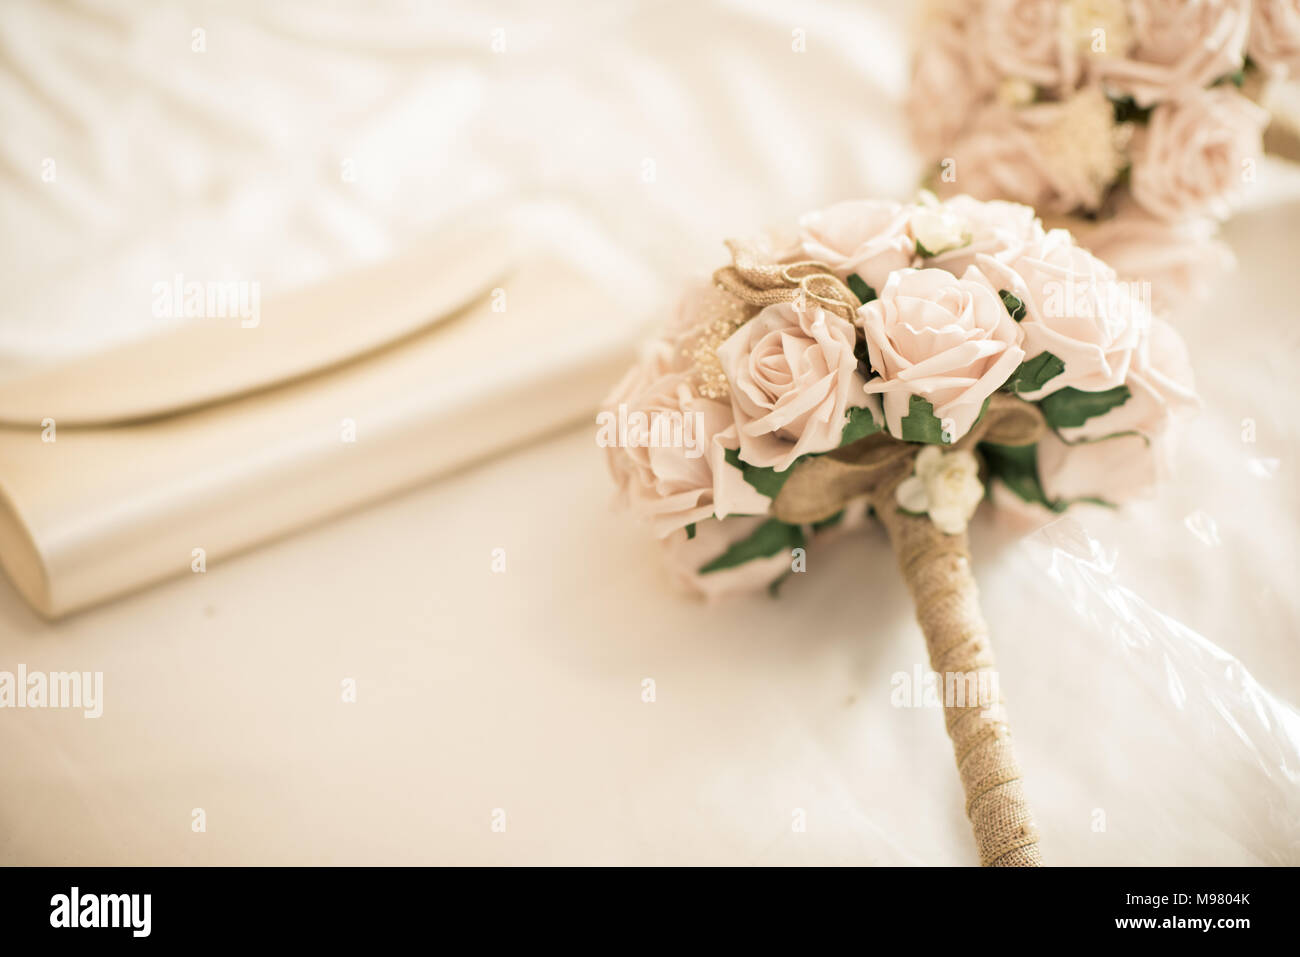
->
909 204 971 258
895 446 985 535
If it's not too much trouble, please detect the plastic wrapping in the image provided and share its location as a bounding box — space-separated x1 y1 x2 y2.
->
994 517 1300 865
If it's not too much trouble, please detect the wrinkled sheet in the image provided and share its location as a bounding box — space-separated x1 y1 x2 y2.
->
0 0 1297 865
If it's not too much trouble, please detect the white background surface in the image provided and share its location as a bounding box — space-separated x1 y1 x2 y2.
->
0 0 1296 865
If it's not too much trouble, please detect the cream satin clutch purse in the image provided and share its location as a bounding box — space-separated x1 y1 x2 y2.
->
0 228 633 617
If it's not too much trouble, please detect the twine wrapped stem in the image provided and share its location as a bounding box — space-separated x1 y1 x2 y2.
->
871 483 1042 866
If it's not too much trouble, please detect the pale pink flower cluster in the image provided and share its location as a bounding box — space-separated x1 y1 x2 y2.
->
910 0 1271 317
604 195 1198 598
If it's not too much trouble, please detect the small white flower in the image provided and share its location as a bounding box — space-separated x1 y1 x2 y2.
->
1032 85 1130 212
895 446 985 535
909 198 971 257
996 76 1036 106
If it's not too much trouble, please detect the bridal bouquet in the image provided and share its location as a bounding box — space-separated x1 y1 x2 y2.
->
910 0 1283 314
602 193 1198 865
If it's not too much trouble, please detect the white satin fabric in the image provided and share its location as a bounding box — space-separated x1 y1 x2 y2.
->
0 0 914 369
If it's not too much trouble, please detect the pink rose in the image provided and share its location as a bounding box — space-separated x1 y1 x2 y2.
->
1038 318 1196 503
1129 87 1267 221
976 230 1145 399
659 503 872 601
1037 431 1167 503
1095 0 1249 107
604 336 680 399
941 105 1064 211
794 200 916 291
979 0 1079 92
602 363 770 539
659 517 791 600
858 267 1025 443
717 302 876 472
922 195 1047 276
1056 317 1198 442
661 277 754 345
1066 198 1235 316
909 22 992 159
1249 0 1300 78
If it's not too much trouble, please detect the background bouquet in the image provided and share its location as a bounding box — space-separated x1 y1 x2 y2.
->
909 0 1296 314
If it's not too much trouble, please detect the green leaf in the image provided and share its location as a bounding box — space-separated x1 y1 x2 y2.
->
1039 384 1131 429
1218 68 1246 88
915 239 937 258
1003 351 1065 395
811 510 845 532
1109 94 1153 124
723 447 795 499
840 405 882 446
722 405 882 492
980 442 1120 512
698 519 804 575
899 394 949 444
846 272 876 304
853 336 871 368
685 522 696 540
1073 496 1118 509
998 289 1026 321
979 442 1065 513
1055 427 1148 447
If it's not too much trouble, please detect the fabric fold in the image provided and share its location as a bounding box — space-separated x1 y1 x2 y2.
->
0 254 635 618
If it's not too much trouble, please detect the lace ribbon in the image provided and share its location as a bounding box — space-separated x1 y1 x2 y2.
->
711 240 862 324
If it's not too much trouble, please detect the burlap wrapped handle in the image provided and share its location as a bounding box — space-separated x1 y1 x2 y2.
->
871 489 1042 866
767 399 1047 866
